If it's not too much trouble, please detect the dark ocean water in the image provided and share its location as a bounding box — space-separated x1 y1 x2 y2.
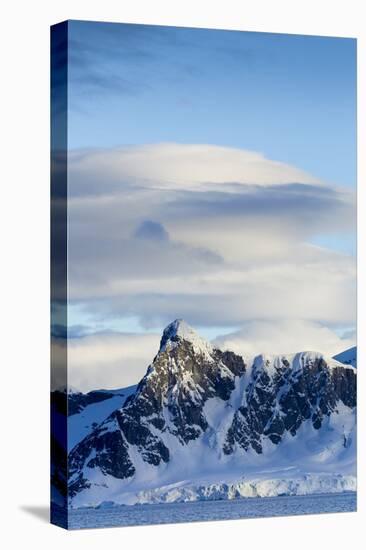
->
66 491 356 529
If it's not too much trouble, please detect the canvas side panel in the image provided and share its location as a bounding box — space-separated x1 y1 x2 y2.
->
50 20 68 530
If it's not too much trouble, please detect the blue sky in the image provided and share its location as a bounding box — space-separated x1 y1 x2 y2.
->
68 21 356 188
60 21 357 390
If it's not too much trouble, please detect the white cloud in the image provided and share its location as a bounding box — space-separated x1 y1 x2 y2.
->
68 143 322 195
65 332 161 392
67 242 356 329
54 318 356 393
54 142 357 391
213 319 356 360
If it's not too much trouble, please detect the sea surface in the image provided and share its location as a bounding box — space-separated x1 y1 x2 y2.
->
67 491 356 529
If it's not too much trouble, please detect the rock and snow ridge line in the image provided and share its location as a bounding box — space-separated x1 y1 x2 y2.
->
160 319 355 371
159 318 214 357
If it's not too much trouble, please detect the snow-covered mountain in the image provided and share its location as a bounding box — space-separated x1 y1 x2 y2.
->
67 320 356 508
52 385 137 449
333 346 357 369
67 386 137 449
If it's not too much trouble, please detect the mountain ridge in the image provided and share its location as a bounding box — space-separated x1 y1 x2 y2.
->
66 320 357 507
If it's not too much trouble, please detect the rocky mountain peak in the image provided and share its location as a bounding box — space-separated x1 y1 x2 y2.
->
159 318 213 357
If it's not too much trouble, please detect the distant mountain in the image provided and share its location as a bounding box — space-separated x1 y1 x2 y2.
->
51 385 137 450
67 320 357 507
67 386 137 449
333 346 357 369
66 387 135 417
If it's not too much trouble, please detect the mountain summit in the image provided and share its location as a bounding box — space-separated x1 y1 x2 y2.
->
159 318 213 356
67 322 356 508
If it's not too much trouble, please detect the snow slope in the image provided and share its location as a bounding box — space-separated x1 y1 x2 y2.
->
68 386 136 449
70 388 356 507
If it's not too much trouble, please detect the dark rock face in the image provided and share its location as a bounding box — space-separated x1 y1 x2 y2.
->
51 390 68 416
68 414 135 497
51 390 68 506
51 434 68 505
68 334 245 492
67 322 356 500
131 342 246 445
223 354 357 455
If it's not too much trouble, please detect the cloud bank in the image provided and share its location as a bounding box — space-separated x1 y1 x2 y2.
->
214 319 356 360
57 319 356 392
57 143 356 390
68 143 322 196
53 332 160 392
